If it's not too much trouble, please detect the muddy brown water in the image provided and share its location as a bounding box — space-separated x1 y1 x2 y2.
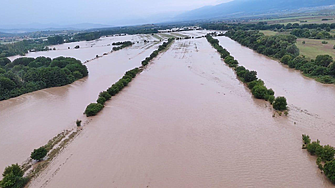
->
28 38 333 187
0 34 165 172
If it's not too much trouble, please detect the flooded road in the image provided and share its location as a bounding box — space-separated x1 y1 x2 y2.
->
0 34 162 171
29 38 333 187
217 36 335 146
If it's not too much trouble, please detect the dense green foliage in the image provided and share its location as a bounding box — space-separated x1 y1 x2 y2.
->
84 103 104 117
30 147 48 161
0 56 88 100
206 34 288 111
302 135 335 184
0 164 28 188
142 38 174 66
226 30 299 59
225 30 335 84
112 41 133 51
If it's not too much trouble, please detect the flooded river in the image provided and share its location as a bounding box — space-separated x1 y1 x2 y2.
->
0 34 164 171
28 37 333 187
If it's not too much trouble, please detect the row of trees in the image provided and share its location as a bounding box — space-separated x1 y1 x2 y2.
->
0 56 88 100
202 22 335 32
302 135 335 184
206 34 288 111
84 38 175 117
84 68 140 117
291 28 333 39
112 41 133 51
225 30 299 59
281 54 335 84
142 38 174 66
225 30 335 84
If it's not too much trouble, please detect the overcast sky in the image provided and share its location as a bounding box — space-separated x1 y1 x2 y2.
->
0 0 231 26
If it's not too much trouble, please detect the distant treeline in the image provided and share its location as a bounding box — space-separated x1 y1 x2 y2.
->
202 22 335 32
225 30 335 84
112 41 133 51
0 56 88 100
206 34 288 111
84 38 175 117
302 135 335 184
73 27 159 42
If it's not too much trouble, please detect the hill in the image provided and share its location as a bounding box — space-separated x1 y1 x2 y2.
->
176 0 335 21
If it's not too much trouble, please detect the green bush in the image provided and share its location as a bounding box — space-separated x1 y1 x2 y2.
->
2 164 23 177
31 147 48 161
324 160 335 184
99 91 111 100
97 97 106 105
321 145 335 162
281 55 292 65
247 79 264 89
252 85 268 99
307 140 322 156
273 97 287 111
302 134 311 145
268 95 275 104
107 86 119 96
84 103 104 117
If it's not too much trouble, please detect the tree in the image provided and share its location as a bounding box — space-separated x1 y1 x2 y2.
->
84 103 104 117
31 147 48 161
252 85 268 99
286 44 299 57
306 140 322 155
315 55 333 67
0 164 28 188
2 164 23 177
321 145 335 162
324 160 335 184
273 97 287 111
280 55 292 65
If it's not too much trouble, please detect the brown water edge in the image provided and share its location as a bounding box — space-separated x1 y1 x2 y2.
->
0 37 163 172
29 38 332 187
217 36 335 146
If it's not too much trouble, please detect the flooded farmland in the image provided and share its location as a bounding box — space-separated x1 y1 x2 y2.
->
26 37 334 187
0 33 164 171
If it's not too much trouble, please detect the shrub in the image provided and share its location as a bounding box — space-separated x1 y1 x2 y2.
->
99 91 111 100
107 86 119 96
97 97 106 105
2 164 23 177
281 55 292 65
321 145 335 162
31 147 48 161
302 134 311 145
324 160 335 184
252 85 268 99
247 79 264 89
72 71 83 79
320 75 334 84
76 120 82 127
273 97 287 111
243 70 257 82
268 95 275 104
306 140 322 156
84 103 104 117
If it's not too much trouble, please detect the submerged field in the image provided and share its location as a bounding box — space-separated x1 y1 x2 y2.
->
1 31 335 187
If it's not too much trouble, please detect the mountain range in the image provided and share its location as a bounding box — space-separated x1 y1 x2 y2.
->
176 0 335 21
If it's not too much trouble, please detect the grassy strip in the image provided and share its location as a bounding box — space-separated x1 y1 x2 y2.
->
84 38 175 117
206 34 288 112
302 135 335 184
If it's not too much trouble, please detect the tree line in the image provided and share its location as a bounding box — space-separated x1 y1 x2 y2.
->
206 34 288 111
225 30 335 84
302 135 335 184
0 56 88 100
112 41 133 51
84 38 175 117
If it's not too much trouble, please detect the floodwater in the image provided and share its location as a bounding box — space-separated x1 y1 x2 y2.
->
217 36 335 146
28 38 333 187
0 34 163 171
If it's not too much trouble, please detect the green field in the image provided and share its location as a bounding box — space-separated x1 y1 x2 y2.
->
296 38 335 59
256 15 335 25
260 30 278 36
